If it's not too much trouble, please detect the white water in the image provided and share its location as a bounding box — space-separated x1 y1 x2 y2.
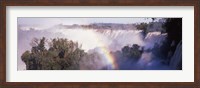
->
18 28 168 70
51 29 145 52
169 41 182 69
144 32 167 50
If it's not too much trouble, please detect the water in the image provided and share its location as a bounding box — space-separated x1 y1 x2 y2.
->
169 41 182 69
18 28 169 70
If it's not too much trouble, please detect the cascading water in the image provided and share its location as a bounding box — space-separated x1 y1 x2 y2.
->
144 32 167 50
95 30 144 51
169 41 182 70
18 25 176 70
18 28 145 70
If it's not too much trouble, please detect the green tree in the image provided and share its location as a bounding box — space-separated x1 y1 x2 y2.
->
136 22 148 36
21 37 86 70
121 44 142 60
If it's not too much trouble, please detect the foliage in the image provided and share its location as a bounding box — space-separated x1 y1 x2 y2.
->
21 37 86 70
162 18 182 59
136 23 148 31
163 18 182 44
151 18 182 69
136 22 149 36
121 44 142 60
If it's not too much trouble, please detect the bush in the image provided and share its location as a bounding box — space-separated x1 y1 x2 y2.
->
121 44 142 60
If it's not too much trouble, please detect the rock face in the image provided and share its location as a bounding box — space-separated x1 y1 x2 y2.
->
169 41 182 70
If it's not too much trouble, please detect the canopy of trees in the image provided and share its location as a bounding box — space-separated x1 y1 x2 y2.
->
21 37 85 70
136 22 148 36
121 44 142 60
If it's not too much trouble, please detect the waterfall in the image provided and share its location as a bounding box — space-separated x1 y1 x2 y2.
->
169 41 182 70
18 26 174 70
96 30 144 51
144 32 167 50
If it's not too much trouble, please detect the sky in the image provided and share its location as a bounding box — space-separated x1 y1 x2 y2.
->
18 18 154 29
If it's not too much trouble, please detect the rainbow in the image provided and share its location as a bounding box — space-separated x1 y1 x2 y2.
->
93 30 118 70
99 46 118 69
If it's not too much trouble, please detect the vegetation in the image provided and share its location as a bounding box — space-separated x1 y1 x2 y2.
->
21 37 144 70
21 37 85 70
21 18 182 70
157 18 182 59
136 22 148 36
121 44 142 60
162 18 182 69
163 18 182 45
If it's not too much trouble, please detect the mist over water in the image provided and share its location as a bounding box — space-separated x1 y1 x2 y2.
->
18 18 182 70
17 18 183 70
18 26 170 70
